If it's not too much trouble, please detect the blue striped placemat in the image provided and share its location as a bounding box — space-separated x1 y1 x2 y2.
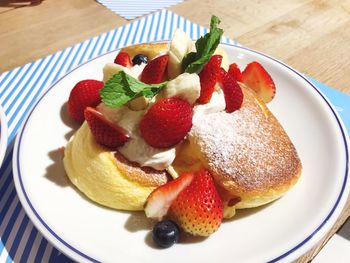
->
0 9 349 263
96 0 184 20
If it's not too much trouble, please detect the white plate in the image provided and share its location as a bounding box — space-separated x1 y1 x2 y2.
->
0 105 8 168
13 44 350 263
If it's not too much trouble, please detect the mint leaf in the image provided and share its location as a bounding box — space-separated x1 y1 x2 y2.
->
100 71 168 107
182 15 223 73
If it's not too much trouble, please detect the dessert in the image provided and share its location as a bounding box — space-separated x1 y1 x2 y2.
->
63 15 302 245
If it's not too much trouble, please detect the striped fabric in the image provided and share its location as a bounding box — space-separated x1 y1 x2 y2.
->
0 10 236 262
96 0 184 20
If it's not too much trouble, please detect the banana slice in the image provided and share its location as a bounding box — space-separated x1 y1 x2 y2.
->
158 73 200 105
103 63 133 83
167 29 194 79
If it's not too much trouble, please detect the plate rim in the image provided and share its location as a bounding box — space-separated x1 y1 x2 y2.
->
12 43 350 263
0 105 8 168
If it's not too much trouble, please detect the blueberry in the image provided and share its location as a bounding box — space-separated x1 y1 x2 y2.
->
132 54 148 65
152 220 180 248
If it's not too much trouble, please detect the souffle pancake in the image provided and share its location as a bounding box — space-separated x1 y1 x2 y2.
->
63 15 302 242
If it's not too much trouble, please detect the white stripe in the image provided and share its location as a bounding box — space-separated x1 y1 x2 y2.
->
0 247 11 263
12 223 33 263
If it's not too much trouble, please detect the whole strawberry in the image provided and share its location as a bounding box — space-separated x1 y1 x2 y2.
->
67 79 104 122
141 54 169 84
170 169 224 236
84 107 129 149
140 97 193 148
197 55 222 104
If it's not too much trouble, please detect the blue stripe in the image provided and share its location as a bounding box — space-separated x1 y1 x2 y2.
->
77 38 94 66
161 10 168 40
0 187 16 224
8 215 29 260
98 31 111 55
131 19 141 45
0 70 15 92
115 25 126 49
154 11 162 41
122 24 133 47
147 12 156 42
66 42 84 73
52 48 74 83
107 28 118 52
34 238 48 263
19 226 38 263
88 34 103 60
139 15 149 43
168 11 175 39
0 147 13 180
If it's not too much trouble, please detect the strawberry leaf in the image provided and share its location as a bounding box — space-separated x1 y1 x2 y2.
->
182 15 223 73
100 71 168 107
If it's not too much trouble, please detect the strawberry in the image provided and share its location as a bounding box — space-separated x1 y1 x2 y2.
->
197 55 222 104
114 51 132 68
140 97 192 148
217 67 227 85
84 107 129 149
141 54 169 84
222 73 244 113
228 63 243 82
170 169 224 236
67 79 104 122
145 173 194 220
241 61 276 103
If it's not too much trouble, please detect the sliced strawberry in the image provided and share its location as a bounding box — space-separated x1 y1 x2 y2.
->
141 54 169 84
114 52 132 68
197 55 222 104
170 169 224 236
241 61 276 103
222 73 244 113
67 79 104 122
228 63 243 82
145 173 194 220
140 97 192 148
217 67 227 86
84 107 129 149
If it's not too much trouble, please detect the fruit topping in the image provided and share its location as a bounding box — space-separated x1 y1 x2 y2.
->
241 61 276 103
132 54 148 65
217 67 227 85
222 72 244 113
67 79 104 122
141 54 169 84
197 55 222 104
170 169 224 236
114 52 132 68
228 63 243 82
152 220 180 248
140 97 193 148
84 107 129 149
145 173 194 219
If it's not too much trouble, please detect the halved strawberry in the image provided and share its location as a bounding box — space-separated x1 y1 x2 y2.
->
222 73 243 113
114 52 132 68
241 61 276 103
197 55 222 104
217 67 227 86
145 173 194 220
170 169 224 236
228 63 243 82
141 54 169 84
67 79 104 122
140 97 192 148
84 107 129 149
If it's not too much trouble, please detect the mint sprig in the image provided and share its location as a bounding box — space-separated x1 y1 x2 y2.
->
182 15 224 73
100 71 168 107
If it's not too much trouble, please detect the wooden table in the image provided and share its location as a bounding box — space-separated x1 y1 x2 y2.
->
1 0 349 262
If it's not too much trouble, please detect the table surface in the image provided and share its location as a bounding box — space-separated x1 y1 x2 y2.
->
1 0 350 262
